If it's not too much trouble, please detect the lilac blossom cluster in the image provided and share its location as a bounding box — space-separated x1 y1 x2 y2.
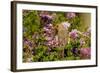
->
80 48 91 59
69 29 78 39
39 12 59 50
66 12 76 19
44 24 58 47
69 27 91 59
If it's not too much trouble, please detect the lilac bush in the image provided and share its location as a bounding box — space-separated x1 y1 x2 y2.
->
23 10 91 62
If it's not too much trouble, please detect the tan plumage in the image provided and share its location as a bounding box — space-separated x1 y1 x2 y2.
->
57 22 70 47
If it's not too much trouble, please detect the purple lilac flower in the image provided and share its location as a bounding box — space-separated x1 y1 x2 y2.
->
46 38 58 47
43 23 54 46
72 48 78 55
40 14 53 24
43 27 49 32
52 37 59 47
44 24 53 30
69 29 78 39
45 36 53 41
24 39 29 45
80 38 85 46
46 40 52 46
80 48 91 59
47 24 53 28
43 21 58 48
43 24 53 30
23 37 28 42
67 12 76 19
23 38 33 50
43 27 52 35
28 41 33 47
40 14 53 20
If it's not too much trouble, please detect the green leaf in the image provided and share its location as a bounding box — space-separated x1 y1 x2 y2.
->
66 56 75 60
